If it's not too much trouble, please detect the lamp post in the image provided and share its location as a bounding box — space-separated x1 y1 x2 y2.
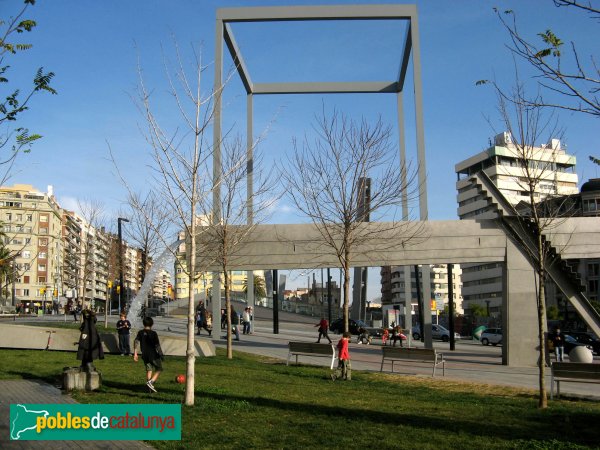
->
117 217 129 314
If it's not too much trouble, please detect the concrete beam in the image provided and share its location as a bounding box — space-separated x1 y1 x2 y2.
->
194 218 600 271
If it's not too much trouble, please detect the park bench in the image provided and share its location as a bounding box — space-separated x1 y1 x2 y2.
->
380 346 445 377
287 341 338 370
550 362 600 399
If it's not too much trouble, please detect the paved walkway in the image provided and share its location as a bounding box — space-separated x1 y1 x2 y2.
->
0 380 153 449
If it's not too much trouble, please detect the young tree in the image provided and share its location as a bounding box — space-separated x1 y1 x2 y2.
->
1 0 56 185
113 41 231 406
121 190 171 291
280 108 421 334
490 80 577 409
197 136 275 359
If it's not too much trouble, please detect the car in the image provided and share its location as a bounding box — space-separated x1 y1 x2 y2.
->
329 318 374 335
480 328 502 346
412 324 460 342
564 331 600 355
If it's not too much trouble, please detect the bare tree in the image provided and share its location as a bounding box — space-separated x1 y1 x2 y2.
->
491 80 578 409
111 40 231 406
197 136 276 359
492 5 599 118
280 109 421 333
121 190 171 308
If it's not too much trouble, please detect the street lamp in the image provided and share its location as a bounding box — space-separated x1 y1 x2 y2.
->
117 217 129 314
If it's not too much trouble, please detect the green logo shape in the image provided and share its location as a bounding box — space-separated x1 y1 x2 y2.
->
10 404 181 440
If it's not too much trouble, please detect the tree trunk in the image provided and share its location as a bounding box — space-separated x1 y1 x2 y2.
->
537 232 548 409
225 269 232 359
184 225 196 406
343 262 350 334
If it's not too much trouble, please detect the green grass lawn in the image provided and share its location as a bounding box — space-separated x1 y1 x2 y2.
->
1 348 599 449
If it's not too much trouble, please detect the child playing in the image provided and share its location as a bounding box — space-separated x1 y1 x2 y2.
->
382 328 389 346
133 317 164 393
331 332 351 381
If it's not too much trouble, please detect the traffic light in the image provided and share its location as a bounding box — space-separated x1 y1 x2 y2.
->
107 280 113 289
116 285 121 294
40 287 46 295
53 289 58 297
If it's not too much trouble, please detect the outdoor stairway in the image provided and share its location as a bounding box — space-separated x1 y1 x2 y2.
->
470 172 600 338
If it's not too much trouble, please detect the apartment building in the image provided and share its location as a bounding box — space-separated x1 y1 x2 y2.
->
455 132 579 318
0 184 63 310
380 264 463 321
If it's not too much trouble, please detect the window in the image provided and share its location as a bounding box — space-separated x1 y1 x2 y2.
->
39 238 48 246
5 213 11 221
23 289 29 296
38 264 46 272
24 276 29 283
589 263 600 277
24 263 30 271
38 252 47 259
16 214 22 221
27 214 32 222
25 238 31 244
40 215 48 223
22 250 31 258
39 227 48 234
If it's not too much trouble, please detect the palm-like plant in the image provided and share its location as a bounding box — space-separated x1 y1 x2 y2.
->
243 275 266 300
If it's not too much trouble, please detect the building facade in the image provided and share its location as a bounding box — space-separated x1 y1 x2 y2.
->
455 132 579 318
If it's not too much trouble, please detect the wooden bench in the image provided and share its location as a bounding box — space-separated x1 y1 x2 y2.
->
380 347 445 377
287 342 338 370
550 362 600 399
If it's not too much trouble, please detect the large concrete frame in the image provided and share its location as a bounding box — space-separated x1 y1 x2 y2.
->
212 4 431 344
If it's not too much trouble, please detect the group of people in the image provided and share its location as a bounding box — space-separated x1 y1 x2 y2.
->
76 309 164 394
195 301 213 337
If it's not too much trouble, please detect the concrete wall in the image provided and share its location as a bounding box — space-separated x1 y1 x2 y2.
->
0 324 215 357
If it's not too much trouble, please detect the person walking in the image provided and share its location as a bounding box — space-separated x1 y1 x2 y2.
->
331 332 351 381
116 312 132 356
551 327 565 362
133 317 164 393
230 305 240 341
196 301 211 336
315 317 332 344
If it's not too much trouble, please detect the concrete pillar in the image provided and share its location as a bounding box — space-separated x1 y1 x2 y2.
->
504 239 539 367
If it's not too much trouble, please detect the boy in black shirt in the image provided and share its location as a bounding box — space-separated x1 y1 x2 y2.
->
133 317 164 393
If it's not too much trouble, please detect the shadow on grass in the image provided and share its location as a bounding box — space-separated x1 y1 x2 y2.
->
195 389 600 447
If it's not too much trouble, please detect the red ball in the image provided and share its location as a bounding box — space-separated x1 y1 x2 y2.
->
176 374 186 384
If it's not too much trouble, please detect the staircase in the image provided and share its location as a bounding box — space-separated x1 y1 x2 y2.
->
470 172 600 337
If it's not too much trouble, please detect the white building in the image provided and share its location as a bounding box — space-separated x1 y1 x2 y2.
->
455 132 578 318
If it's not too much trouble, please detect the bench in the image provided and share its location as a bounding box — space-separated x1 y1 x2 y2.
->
287 342 338 370
380 347 445 377
550 362 600 399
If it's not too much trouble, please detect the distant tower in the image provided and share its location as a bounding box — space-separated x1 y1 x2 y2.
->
351 177 371 321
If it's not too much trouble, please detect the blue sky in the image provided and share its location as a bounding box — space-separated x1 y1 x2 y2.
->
4 0 599 298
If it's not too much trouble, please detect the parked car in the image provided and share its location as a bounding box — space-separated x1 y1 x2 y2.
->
563 331 600 355
480 328 502 346
329 318 369 335
412 324 460 342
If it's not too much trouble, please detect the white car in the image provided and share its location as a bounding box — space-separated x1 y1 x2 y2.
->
412 324 461 342
480 328 502 346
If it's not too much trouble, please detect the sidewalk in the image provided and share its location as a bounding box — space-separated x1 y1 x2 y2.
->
0 380 152 449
